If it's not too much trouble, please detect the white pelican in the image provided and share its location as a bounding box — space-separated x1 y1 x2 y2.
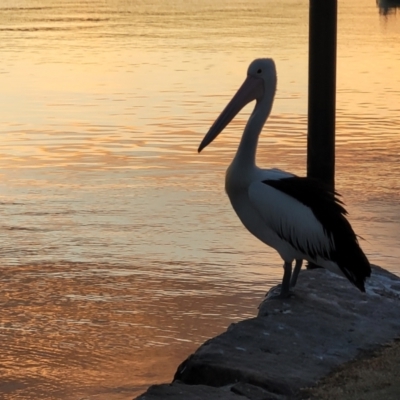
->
198 58 371 298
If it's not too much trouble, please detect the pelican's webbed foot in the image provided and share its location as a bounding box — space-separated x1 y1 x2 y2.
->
266 288 294 300
266 261 294 300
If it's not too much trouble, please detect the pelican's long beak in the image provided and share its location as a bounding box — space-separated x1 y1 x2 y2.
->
198 75 264 153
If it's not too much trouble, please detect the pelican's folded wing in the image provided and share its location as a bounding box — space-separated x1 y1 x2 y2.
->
248 178 335 259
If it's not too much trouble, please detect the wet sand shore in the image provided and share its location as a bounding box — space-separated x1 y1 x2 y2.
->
303 338 400 400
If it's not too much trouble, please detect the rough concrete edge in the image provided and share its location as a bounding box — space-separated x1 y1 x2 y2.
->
135 265 400 400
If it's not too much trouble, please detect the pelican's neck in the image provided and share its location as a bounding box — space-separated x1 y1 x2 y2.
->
234 88 275 167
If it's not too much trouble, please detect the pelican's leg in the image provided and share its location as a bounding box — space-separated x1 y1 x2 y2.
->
267 261 293 299
279 261 293 296
290 259 303 288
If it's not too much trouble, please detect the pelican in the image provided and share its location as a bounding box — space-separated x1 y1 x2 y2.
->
198 58 371 298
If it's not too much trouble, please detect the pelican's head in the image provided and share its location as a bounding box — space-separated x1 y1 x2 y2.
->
198 58 277 153
247 58 277 91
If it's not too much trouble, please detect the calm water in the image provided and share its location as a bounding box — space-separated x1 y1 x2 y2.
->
0 0 400 398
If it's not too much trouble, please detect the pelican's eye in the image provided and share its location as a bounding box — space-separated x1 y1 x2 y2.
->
257 68 262 74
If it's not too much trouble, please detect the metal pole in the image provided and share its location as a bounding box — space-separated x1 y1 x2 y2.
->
307 0 337 270
307 0 337 190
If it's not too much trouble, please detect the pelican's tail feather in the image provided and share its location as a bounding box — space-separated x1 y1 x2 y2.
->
333 228 371 292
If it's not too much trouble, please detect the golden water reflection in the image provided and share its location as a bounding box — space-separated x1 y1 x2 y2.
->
0 262 265 399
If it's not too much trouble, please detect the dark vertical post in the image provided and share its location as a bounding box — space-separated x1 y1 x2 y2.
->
307 0 337 190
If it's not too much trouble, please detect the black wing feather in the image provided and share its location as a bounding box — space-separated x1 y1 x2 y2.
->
262 177 371 291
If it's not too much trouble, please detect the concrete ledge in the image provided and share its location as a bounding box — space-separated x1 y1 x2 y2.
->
136 265 400 399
